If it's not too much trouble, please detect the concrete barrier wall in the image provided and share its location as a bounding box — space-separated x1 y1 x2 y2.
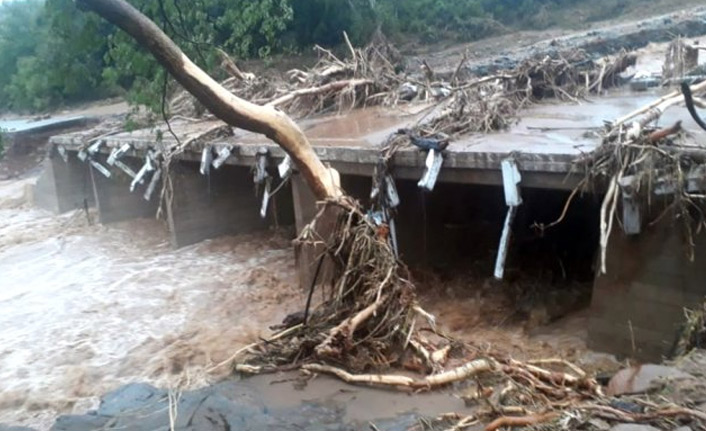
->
589 212 706 361
34 147 94 214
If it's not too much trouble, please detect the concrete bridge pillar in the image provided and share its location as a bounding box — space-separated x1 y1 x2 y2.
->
34 147 94 214
588 213 706 361
291 173 374 289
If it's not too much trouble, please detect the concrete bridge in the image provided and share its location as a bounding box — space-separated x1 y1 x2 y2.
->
35 90 706 361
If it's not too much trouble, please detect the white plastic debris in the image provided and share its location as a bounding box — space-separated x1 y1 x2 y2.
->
494 158 523 280
278 155 292 179
77 149 88 162
144 168 162 201
107 143 131 165
260 178 272 219
114 160 138 179
56 145 69 163
626 121 642 141
501 158 523 207
200 145 213 175
90 160 112 178
494 206 518 281
398 82 419 101
385 175 400 208
211 145 232 170
254 148 269 184
619 175 641 235
87 140 104 155
130 156 154 192
417 149 444 192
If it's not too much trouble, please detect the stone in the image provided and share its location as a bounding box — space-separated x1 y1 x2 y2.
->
0 426 37 431
50 413 111 431
97 383 167 417
364 413 420 431
673 427 692 431
588 418 611 430
672 349 706 378
607 365 695 396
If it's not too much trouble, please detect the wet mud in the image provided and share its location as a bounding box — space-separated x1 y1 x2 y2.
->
422 6 706 77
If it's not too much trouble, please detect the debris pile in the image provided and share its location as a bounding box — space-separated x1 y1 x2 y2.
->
578 78 706 272
170 31 403 120
416 50 635 138
193 37 706 431
169 36 636 140
663 38 700 82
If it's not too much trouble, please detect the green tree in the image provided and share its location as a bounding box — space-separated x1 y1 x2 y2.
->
0 0 46 110
99 0 293 110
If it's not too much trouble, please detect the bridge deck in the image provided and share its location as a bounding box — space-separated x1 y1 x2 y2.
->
50 89 705 190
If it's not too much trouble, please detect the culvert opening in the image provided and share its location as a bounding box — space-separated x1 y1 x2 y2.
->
388 180 601 329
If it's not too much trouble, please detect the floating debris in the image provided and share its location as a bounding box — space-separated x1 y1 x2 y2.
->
144 168 162 201
211 145 233 170
417 149 444 192
89 160 112 178
107 143 131 166
200 145 213 175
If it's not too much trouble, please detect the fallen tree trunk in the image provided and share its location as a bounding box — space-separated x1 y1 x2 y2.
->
302 358 497 390
484 412 559 431
267 79 374 108
76 0 339 201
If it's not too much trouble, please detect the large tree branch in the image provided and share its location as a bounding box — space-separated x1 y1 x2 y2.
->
76 0 340 200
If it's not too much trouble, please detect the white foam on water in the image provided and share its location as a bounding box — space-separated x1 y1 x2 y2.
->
0 177 300 429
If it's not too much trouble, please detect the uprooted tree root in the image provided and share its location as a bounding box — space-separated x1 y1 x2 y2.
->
229 197 420 373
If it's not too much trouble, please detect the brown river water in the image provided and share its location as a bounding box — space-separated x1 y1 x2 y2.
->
0 176 302 429
0 174 618 430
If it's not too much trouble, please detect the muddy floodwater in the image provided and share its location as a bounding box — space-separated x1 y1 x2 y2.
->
0 175 617 430
0 176 302 428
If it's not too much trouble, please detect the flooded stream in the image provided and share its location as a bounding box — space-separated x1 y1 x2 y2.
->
0 174 618 430
0 176 301 429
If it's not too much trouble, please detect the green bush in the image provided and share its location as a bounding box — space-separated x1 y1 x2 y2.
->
0 0 620 113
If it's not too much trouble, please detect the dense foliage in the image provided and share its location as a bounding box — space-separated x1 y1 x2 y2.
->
0 0 619 112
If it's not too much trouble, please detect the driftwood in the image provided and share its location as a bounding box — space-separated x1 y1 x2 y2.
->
590 79 706 272
217 48 255 82
266 79 374 108
303 358 496 390
484 412 559 431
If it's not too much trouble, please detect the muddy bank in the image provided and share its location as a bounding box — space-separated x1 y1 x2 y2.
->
43 374 455 431
422 6 706 77
31 350 706 431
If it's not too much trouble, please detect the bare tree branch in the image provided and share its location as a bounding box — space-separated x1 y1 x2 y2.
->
76 0 340 200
